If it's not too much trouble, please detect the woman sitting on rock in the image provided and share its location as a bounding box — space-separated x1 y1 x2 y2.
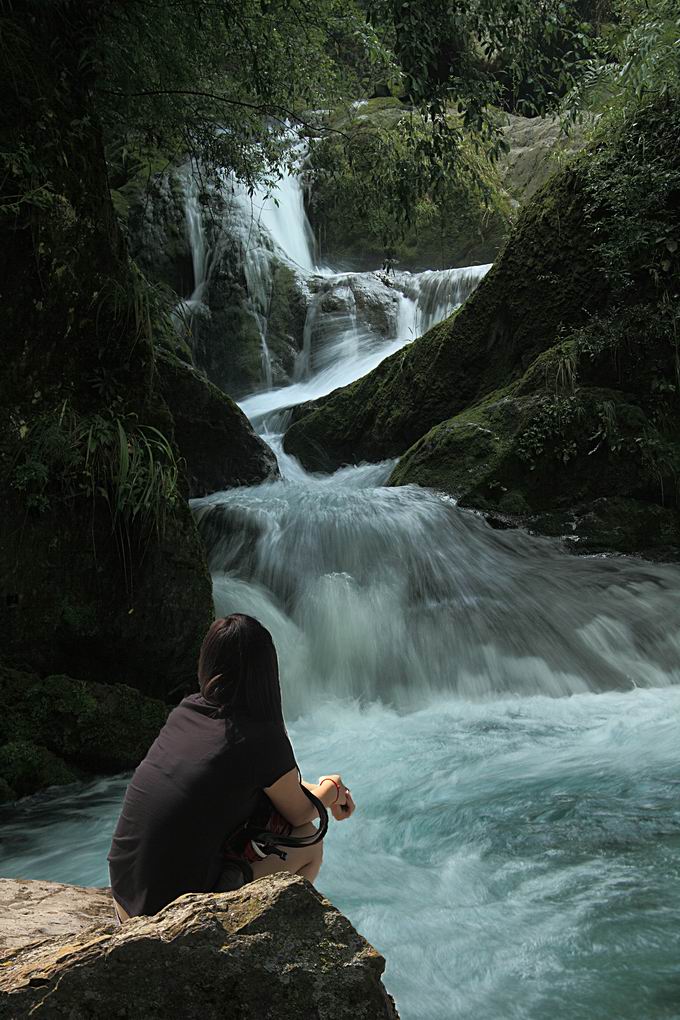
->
108 613 354 922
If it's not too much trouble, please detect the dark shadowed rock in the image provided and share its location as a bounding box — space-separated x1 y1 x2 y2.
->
157 351 279 498
0 874 398 1019
0 491 213 701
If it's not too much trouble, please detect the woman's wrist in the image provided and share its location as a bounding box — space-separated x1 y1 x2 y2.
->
318 776 340 804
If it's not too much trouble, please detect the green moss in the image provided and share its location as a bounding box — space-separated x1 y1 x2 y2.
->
266 264 307 378
0 665 169 800
308 100 511 271
0 741 78 800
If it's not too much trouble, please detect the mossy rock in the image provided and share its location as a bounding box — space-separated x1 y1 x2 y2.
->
388 378 679 549
525 498 680 558
308 108 582 273
265 264 308 381
0 741 78 802
308 97 511 272
188 297 265 398
0 665 170 800
122 165 195 297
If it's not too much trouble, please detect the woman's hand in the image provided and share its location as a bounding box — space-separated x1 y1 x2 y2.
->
319 775 355 820
331 788 355 821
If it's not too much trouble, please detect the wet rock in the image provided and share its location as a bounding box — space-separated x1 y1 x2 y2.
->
499 112 586 203
126 167 195 296
126 168 309 397
0 874 398 1019
388 385 680 556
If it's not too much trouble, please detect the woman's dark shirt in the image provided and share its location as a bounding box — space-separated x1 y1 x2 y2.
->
107 693 296 917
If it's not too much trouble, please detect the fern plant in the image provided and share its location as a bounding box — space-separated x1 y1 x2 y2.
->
10 404 180 540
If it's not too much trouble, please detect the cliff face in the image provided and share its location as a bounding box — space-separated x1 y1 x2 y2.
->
284 103 680 556
0 874 398 1019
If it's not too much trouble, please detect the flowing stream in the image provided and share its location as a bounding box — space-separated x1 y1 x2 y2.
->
2 168 680 1020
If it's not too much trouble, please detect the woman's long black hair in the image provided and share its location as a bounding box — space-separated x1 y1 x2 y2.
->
198 614 283 722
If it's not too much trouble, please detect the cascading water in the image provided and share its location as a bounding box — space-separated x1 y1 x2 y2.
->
3 157 680 1020
176 157 491 401
193 478 680 714
184 172 210 305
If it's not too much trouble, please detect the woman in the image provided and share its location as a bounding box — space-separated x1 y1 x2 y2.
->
108 614 355 921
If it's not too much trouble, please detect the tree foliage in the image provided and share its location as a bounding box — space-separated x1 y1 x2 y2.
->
564 0 680 121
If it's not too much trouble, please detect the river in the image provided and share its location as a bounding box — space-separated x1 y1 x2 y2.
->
2 167 680 1020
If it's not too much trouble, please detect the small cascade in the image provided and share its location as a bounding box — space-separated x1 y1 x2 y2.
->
394 263 493 339
294 289 319 381
413 263 492 333
238 264 490 425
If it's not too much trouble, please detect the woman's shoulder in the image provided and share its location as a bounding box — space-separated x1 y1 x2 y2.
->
177 692 220 716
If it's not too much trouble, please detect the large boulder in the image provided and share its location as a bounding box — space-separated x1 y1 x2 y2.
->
123 167 309 397
0 874 398 1019
498 112 586 203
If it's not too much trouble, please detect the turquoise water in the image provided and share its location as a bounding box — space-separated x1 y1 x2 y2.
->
2 687 679 1019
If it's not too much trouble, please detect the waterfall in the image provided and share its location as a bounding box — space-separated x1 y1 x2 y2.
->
248 166 317 273
184 173 210 304
177 161 491 396
411 264 492 334
192 474 680 716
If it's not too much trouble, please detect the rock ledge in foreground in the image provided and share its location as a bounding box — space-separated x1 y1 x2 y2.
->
0 873 398 1019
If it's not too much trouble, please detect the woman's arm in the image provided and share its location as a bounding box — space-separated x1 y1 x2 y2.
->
264 770 349 827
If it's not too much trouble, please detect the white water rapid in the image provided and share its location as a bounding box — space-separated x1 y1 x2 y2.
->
3 165 680 1020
